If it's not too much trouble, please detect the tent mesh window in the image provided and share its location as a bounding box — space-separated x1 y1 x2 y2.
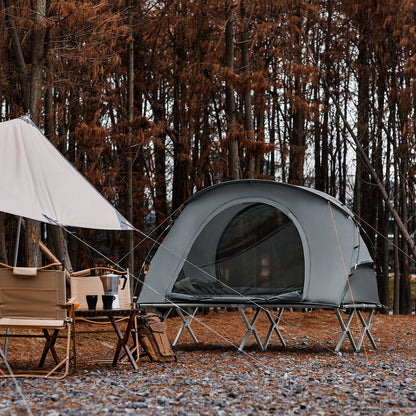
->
172 203 305 301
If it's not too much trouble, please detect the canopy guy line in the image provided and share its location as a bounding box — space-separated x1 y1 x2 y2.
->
76 317 129 325
351 208 414 265
122 221 348 356
132 223 174 296
0 346 34 416
304 43 416 261
0 118 369 405
328 201 370 364
127 220 378 357
133 182 380 308
48 216 348 374
48 220 297 375
3 114 376 359
117 204 184 267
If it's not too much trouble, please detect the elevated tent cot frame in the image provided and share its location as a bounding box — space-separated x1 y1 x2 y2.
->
137 180 382 352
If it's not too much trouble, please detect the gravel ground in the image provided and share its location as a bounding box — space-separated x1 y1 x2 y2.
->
1 309 415 415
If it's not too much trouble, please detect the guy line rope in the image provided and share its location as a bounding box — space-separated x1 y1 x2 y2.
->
46 213 360 364
0 346 34 416
327 201 370 364
2 202 377 415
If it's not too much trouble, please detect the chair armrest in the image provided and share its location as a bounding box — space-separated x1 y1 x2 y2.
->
66 297 76 305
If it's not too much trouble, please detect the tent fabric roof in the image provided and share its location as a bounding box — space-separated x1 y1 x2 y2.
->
138 180 380 307
183 180 351 217
0 116 131 230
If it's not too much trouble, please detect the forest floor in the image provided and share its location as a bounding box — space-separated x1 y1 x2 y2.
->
0 309 415 415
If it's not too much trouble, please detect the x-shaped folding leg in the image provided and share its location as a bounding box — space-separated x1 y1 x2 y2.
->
263 308 286 350
356 309 377 352
109 315 138 370
162 308 174 320
172 307 199 347
335 308 357 352
39 329 61 368
238 308 264 352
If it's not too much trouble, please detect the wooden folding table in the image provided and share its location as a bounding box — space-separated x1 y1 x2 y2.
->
75 308 143 370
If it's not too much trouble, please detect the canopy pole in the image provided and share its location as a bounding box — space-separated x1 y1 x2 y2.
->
13 216 22 267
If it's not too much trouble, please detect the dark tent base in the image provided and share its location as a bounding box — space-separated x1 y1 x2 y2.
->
166 289 303 304
137 302 381 354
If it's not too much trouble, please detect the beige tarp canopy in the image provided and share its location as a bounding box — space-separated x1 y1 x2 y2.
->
0 116 131 230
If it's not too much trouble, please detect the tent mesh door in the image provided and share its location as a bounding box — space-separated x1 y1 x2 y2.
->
172 203 304 301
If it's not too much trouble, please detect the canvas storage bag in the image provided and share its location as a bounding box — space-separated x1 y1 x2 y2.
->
136 313 176 362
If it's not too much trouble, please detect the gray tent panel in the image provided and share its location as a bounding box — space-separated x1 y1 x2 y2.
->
138 180 380 307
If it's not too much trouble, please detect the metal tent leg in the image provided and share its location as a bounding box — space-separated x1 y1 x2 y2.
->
163 308 173 320
263 308 286 350
335 308 357 352
172 307 199 347
356 309 377 351
238 308 264 352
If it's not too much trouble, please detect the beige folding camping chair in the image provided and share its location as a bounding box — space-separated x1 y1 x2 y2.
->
0 263 76 379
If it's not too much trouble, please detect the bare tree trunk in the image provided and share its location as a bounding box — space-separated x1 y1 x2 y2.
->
379 205 390 312
46 225 72 271
154 102 167 225
393 148 401 314
5 0 43 266
125 0 135 276
255 100 265 176
314 81 322 190
154 135 167 223
393 221 400 314
326 85 416 262
0 213 7 263
171 9 190 209
399 140 411 314
225 0 240 180
316 0 332 192
375 68 389 311
24 220 42 267
240 0 255 178
29 0 46 123
288 10 305 186
68 235 80 273
172 80 189 210
4 0 30 111
354 37 370 218
400 240 411 314
340 76 349 202
44 49 73 273
25 0 47 267
269 88 277 178
201 104 212 188
289 104 305 185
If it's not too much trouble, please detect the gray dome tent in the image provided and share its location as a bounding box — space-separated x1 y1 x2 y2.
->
138 180 380 308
